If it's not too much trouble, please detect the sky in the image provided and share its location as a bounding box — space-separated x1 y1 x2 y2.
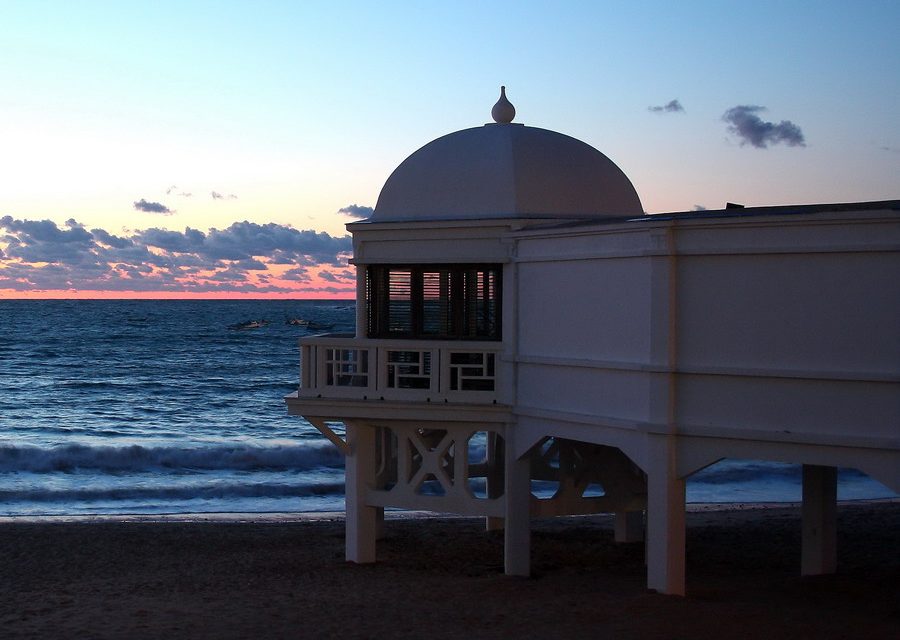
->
1 0 898 299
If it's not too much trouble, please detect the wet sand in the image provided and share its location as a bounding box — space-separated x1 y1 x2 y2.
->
2 502 898 639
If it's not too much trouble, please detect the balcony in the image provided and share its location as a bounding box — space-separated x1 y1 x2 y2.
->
296 334 504 404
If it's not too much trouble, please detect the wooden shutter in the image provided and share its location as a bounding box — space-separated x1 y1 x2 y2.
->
387 269 413 334
421 269 451 336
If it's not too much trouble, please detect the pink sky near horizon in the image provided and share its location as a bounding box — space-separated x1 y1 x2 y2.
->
0 265 356 300
0 289 354 300
0 264 357 300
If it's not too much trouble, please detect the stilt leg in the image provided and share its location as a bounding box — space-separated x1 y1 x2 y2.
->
345 423 377 563
646 438 685 595
486 431 505 531
375 507 386 541
504 430 531 576
615 510 645 543
801 464 837 576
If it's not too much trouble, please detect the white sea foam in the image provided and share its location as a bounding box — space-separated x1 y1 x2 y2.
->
0 442 344 473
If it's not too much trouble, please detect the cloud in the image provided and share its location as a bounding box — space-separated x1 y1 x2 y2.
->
0 216 354 295
211 191 238 200
1 216 93 245
722 105 806 148
165 185 192 197
282 266 312 282
133 199 174 215
90 228 133 249
199 221 352 265
648 99 684 114
0 215 95 264
692 205 707 211
338 204 373 219
317 270 340 283
136 227 206 253
316 268 357 284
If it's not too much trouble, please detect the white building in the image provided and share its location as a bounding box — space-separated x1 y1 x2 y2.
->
286 88 900 595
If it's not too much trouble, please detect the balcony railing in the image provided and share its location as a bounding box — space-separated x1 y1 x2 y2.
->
298 334 504 403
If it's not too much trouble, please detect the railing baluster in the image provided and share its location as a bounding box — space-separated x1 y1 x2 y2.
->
297 335 500 402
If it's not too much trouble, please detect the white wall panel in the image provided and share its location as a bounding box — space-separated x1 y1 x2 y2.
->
676 374 900 444
518 258 653 363
516 362 653 424
677 252 900 376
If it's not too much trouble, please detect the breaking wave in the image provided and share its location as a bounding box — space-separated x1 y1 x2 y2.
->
0 442 344 474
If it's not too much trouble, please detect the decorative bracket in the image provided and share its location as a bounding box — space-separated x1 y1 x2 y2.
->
307 418 350 455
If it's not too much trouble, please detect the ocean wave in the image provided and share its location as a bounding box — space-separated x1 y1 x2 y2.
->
689 461 865 485
53 380 129 390
0 481 346 503
0 442 345 473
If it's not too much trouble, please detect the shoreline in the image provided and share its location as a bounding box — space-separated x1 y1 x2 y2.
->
2 496 897 524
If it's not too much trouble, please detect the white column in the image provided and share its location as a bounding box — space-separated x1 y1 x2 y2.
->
345 422 377 563
801 464 837 576
644 239 684 595
646 437 686 595
486 430 504 531
375 507 386 540
504 428 531 576
614 510 645 543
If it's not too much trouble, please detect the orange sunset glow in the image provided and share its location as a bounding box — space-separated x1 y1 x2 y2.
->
0 216 357 299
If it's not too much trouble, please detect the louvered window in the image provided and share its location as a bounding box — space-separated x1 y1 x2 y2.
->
421 270 450 336
366 264 501 340
388 269 413 333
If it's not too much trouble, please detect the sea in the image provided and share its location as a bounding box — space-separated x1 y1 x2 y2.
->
0 299 895 517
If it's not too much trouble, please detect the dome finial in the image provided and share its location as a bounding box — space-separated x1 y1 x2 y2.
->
491 85 516 124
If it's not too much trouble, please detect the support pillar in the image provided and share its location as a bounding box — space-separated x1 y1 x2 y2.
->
375 507 386 540
486 431 505 531
485 516 504 531
345 423 378 564
801 464 837 576
614 510 645 543
646 438 685 595
504 429 531 576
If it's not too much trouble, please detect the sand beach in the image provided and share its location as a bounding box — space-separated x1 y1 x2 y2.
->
2 501 898 639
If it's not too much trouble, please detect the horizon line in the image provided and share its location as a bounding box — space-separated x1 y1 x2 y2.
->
0 292 355 301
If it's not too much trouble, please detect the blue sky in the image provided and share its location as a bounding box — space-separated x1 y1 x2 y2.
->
1 1 898 296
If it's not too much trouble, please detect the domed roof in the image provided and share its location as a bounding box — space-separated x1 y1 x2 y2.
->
370 90 643 223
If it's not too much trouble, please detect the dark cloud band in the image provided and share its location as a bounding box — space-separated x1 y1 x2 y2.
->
0 216 352 294
133 199 174 215
722 105 806 148
648 99 684 114
338 204 373 219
